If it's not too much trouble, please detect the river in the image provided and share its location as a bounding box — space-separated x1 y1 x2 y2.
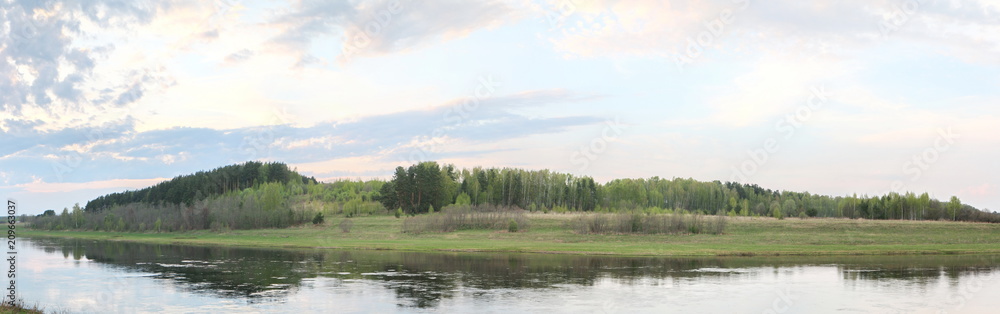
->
18 237 1000 313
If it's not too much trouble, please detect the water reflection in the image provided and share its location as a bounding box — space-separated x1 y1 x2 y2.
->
26 238 312 301
23 237 1000 312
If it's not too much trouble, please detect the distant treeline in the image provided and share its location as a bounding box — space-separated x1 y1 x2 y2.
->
32 177 385 232
84 161 317 212
27 161 1000 232
377 162 999 223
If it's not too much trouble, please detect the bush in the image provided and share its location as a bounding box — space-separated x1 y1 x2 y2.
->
395 208 403 219
402 204 529 233
508 219 519 233
708 214 727 234
209 221 230 232
339 219 354 233
569 212 726 235
686 214 702 234
806 208 818 217
312 212 325 225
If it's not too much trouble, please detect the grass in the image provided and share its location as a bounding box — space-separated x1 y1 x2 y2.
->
22 214 1000 257
0 300 45 314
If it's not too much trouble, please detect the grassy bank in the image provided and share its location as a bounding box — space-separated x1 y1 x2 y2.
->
22 214 1000 257
0 300 45 314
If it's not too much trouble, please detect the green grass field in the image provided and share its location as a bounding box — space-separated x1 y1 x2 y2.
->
22 214 1000 256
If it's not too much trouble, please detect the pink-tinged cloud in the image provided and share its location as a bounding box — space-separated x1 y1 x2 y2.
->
12 177 169 194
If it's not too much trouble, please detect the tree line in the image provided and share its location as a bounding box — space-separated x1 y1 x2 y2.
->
378 162 999 223
27 160 1000 232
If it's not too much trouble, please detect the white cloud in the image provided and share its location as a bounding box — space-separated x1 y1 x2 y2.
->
9 177 168 194
294 155 404 180
264 0 520 65
546 0 727 58
708 57 845 127
545 0 1000 66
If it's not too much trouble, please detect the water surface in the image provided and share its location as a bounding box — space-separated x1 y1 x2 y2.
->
20 237 1000 313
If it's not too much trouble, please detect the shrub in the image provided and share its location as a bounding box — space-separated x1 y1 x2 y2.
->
508 219 519 233
395 208 403 219
687 214 702 234
209 221 230 232
312 211 325 225
708 214 727 234
339 219 354 233
402 204 529 233
806 208 818 217
569 213 726 235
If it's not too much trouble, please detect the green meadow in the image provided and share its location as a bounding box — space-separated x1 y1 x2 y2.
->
24 214 1000 257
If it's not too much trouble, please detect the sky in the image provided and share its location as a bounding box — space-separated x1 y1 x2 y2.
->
2 0 999 215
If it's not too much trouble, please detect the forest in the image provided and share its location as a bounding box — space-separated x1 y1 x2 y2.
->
82 161 318 212
26 160 1000 232
378 162 998 222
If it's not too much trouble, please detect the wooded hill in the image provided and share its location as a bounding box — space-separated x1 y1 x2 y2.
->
83 161 317 212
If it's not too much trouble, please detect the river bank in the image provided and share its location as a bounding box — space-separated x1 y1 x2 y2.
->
22 214 1000 256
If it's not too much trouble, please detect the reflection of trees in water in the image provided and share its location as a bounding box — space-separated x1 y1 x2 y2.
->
28 237 310 300
26 237 1000 309
838 255 1000 290
310 252 798 308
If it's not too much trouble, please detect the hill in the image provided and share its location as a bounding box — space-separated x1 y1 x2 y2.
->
84 161 317 212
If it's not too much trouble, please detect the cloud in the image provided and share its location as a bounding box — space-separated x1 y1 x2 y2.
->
707 58 843 127
294 155 401 180
266 89 604 163
0 1 166 115
546 0 724 58
10 177 168 194
1 0 236 139
0 117 136 157
266 0 519 65
0 88 602 186
545 0 1000 64
224 49 255 63
960 183 996 198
